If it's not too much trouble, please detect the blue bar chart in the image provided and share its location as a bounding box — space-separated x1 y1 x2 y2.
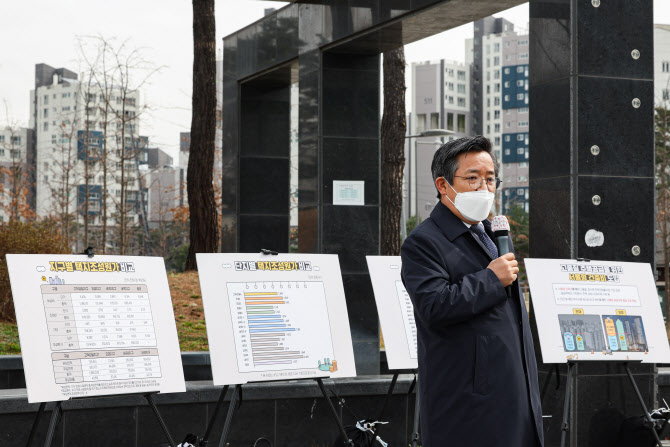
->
227 281 335 373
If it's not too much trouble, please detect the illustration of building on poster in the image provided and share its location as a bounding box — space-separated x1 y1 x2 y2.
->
196 253 356 385
366 256 418 370
6 255 185 403
525 258 670 364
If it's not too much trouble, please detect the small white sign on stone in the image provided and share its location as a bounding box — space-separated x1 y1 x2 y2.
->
333 180 365 206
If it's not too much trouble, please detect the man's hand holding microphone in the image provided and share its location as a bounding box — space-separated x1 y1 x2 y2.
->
487 215 517 294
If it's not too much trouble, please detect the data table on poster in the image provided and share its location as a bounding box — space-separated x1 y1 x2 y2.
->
42 284 161 383
227 281 335 373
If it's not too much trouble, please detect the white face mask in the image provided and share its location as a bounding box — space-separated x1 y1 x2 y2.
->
443 177 495 222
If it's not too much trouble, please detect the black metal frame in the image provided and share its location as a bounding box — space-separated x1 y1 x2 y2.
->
558 361 661 447
26 393 175 447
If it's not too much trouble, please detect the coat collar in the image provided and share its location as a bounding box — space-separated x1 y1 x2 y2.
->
430 201 495 260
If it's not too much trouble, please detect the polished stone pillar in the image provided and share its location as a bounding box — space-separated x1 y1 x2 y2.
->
299 50 381 374
529 1 655 445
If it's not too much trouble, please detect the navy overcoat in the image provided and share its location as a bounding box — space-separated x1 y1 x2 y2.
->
401 202 544 447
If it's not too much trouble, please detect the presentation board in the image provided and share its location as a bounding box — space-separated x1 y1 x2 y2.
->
525 258 670 363
6 255 185 403
365 256 417 370
196 253 356 385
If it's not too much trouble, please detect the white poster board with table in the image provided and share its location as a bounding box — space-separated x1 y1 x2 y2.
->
6 254 185 404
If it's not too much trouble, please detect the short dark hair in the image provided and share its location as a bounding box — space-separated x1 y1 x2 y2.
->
430 135 499 198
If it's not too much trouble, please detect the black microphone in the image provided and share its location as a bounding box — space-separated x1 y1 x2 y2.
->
491 215 512 298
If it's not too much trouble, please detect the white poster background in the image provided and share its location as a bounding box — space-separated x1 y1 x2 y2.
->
526 258 670 363
196 253 356 385
366 256 418 370
6 255 185 403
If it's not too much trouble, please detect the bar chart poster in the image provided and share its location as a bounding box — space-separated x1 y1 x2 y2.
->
196 253 356 385
6 254 185 403
366 256 418 370
526 258 670 364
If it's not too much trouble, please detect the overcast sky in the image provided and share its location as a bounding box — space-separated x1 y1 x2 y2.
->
1 1 669 161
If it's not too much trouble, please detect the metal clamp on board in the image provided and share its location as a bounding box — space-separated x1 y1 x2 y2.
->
575 257 590 262
260 249 278 255
80 246 95 258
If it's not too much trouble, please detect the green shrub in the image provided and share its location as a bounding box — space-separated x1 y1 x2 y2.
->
0 220 68 322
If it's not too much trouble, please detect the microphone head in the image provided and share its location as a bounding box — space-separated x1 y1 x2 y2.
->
491 215 510 232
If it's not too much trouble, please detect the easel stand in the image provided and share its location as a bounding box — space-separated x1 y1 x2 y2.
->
559 361 661 447
26 392 176 447
199 379 356 447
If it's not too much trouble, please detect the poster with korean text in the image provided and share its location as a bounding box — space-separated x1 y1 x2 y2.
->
6 254 185 403
525 258 670 363
197 253 356 385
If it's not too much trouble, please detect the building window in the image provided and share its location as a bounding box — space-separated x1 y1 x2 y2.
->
517 148 525 154
494 70 500 79
504 81 510 88
518 40 528 46
494 97 500 106
517 93 524 100
494 137 501 146
519 53 529 60
446 69 454 77
494 123 500 132
505 149 511 155
457 84 466 94
519 121 529 127
494 110 500 119
457 114 466 133
457 97 466 107
494 43 500 52
504 68 511 75
43 122 48 131
505 55 510 62
505 135 511 142
519 162 528 168
517 188 525 194
506 122 511 128
448 96 454 104
417 114 426 133
517 66 524 73
517 134 524 141
495 83 501 93
494 56 500 65
447 113 454 130
664 62 670 73
447 82 454 91
457 70 466 80
664 90 670 101
519 107 529 113
0 149 4 156
516 80 524 87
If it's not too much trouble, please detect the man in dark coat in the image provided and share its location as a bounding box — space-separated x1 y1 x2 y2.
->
401 136 543 446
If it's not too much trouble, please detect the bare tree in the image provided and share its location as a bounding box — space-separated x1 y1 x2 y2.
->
79 35 160 254
0 104 34 222
380 47 407 256
185 0 218 270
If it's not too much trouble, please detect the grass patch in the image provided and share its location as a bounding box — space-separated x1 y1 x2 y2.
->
0 322 20 355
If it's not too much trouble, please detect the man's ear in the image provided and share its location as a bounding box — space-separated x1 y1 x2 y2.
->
435 177 448 196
